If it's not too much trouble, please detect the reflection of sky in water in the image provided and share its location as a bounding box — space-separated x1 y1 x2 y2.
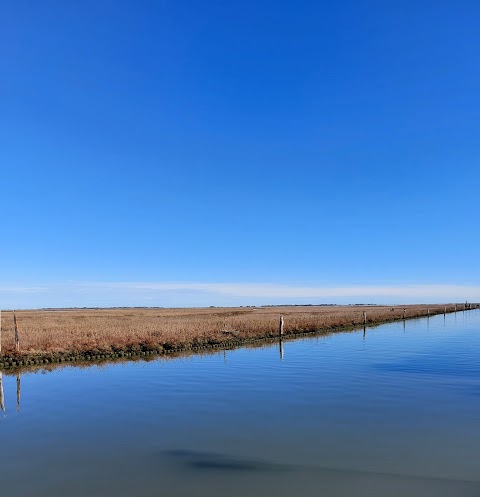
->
374 355 480 376
1 311 480 497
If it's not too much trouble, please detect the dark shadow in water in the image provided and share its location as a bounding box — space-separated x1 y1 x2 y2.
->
164 449 292 473
161 448 480 496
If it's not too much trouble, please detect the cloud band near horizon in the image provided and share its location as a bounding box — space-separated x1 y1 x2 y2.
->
0 282 479 309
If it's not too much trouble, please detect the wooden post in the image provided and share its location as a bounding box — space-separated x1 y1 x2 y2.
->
279 315 284 336
363 311 367 325
14 311 20 353
444 306 447 314
403 308 406 319
427 308 430 316
455 304 457 312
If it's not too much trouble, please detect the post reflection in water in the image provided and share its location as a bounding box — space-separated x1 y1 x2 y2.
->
279 339 284 361
0 371 22 413
16 373 21 413
0 372 5 413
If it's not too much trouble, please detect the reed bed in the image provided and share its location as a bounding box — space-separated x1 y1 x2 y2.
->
0 304 464 361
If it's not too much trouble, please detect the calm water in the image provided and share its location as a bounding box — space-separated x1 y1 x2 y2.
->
1 311 480 497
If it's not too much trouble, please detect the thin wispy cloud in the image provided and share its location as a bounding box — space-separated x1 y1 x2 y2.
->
0 286 49 294
84 282 480 299
0 282 478 309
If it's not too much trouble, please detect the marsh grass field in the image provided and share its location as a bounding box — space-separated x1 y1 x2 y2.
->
0 304 473 367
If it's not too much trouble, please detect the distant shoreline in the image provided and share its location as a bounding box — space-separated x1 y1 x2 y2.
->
0 304 477 371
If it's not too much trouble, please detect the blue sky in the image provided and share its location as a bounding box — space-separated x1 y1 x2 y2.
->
1 1 479 308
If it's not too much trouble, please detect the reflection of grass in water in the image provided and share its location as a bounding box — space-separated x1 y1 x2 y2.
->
0 327 337 376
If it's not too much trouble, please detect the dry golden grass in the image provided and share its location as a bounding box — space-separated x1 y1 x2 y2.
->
0 304 463 358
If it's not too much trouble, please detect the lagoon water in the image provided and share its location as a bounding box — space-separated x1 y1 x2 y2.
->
1 310 480 496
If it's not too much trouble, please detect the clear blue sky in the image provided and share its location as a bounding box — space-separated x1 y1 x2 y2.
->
1 1 479 308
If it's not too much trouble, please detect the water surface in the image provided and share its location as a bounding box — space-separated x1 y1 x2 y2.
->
1 310 480 496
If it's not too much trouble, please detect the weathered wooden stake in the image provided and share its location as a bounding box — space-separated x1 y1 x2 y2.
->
444 306 447 314
455 304 457 312
13 311 20 353
403 308 406 319
363 311 367 325
279 315 284 336
427 308 430 316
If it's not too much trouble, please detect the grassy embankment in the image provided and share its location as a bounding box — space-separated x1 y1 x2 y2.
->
0 304 475 369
